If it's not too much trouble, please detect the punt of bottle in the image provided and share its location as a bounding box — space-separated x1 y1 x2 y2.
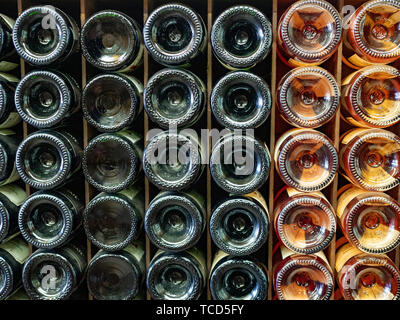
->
87 241 145 300
339 128 400 191
211 71 271 129
344 0 400 69
81 10 143 72
209 251 268 300
0 129 20 187
143 131 204 191
143 4 206 67
82 73 143 132
146 248 206 300
211 5 272 70
82 130 142 193
278 0 342 67
0 13 17 72
83 186 144 252
274 187 336 254
336 242 400 300
18 190 83 249
12 6 79 66
144 68 205 129
145 190 205 252
275 128 338 192
210 191 269 256
15 130 82 190
341 65 400 128
277 67 339 128
273 246 334 300
0 73 21 129
210 133 271 195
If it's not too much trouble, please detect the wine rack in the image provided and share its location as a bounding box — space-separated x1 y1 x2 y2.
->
1 0 399 300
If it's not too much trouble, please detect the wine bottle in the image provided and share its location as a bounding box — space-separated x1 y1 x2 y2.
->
210 132 271 194
0 13 17 72
15 130 82 190
275 128 338 192
343 0 400 69
211 71 271 129
273 246 334 300
210 191 269 256
82 130 142 193
341 65 400 128
143 4 206 67
144 68 205 129
15 70 81 128
84 186 144 251
0 73 21 128
0 129 20 186
146 248 206 300
211 5 272 70
143 131 204 191
278 0 342 67
13 6 79 66
209 251 268 300
336 242 400 300
339 128 400 191
0 184 27 243
277 67 339 128
274 187 336 254
18 189 83 249
87 241 145 300
22 244 86 300
82 73 143 132
145 190 205 252
0 238 30 300
337 185 400 254
81 10 143 72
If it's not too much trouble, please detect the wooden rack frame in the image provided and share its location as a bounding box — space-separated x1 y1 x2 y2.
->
2 0 399 300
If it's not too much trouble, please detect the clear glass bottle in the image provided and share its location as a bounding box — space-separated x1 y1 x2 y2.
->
87 241 145 300
143 4 206 67
83 130 142 193
0 184 27 243
0 13 17 72
273 246 334 300
145 190 205 252
84 186 144 251
22 244 86 300
210 191 269 256
143 131 204 191
15 130 82 190
274 187 336 254
277 67 339 128
275 128 338 192
81 10 143 72
146 248 206 300
344 0 400 69
13 6 79 66
336 242 400 300
211 71 271 129
211 5 272 70
337 185 400 254
15 70 81 128
341 65 400 128
0 129 20 186
340 128 400 191
0 238 30 300
18 189 83 249
144 68 205 129
0 73 21 128
210 132 271 194
82 73 143 132
278 0 342 67
209 251 268 300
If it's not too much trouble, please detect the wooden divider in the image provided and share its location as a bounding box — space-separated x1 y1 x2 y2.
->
4 0 400 300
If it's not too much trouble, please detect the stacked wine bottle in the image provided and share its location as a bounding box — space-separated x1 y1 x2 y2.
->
0 0 400 301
